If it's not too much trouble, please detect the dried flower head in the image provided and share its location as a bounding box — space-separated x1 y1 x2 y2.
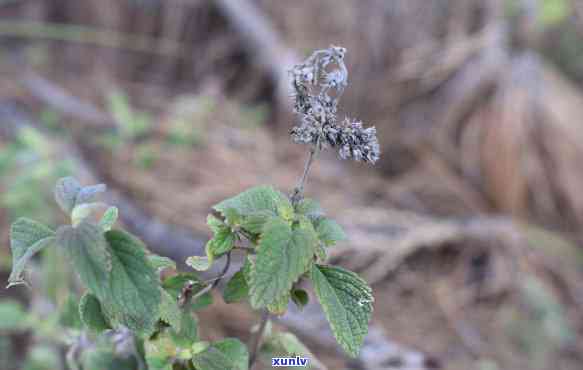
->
289 45 380 164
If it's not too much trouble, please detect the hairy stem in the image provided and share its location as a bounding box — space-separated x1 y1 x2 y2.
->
249 309 270 367
291 144 318 205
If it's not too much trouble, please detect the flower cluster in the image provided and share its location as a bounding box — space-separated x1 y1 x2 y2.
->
289 45 380 164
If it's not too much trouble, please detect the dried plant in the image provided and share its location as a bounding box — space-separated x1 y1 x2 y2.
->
4 46 376 370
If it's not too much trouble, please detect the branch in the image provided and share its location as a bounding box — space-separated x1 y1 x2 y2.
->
23 73 115 130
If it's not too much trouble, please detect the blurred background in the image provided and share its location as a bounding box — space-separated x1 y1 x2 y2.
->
1 0 583 369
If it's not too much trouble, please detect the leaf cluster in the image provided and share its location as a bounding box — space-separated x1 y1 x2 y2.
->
188 186 372 357
7 178 374 368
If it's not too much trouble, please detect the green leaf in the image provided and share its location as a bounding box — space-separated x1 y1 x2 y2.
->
145 333 176 370
186 255 213 271
240 210 275 234
170 311 199 347
79 292 111 333
191 338 248 370
291 288 309 310
8 238 54 288
310 265 373 357
76 184 107 206
56 221 111 299
223 208 242 226
207 214 225 234
103 229 161 335
267 292 290 316
295 198 325 220
148 254 176 271
0 299 29 331
71 202 108 226
206 214 236 257
191 341 210 355
249 217 316 308
99 206 118 231
213 186 290 217
277 201 295 222
206 229 235 257
315 218 347 246
159 289 182 330
59 294 82 329
8 218 55 287
223 268 249 304
54 177 81 213
81 348 137 370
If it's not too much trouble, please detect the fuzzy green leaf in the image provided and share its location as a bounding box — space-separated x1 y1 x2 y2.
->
191 341 210 355
316 219 347 246
59 294 82 329
213 186 290 217
148 255 176 271
295 198 325 220
71 202 108 226
249 217 316 308
160 289 182 330
206 229 235 257
103 229 161 335
56 222 111 299
310 265 373 357
191 338 248 370
8 218 55 287
240 210 276 234
223 268 249 304
9 238 54 288
160 290 198 347
99 206 118 231
207 214 224 234
145 333 176 370
54 177 81 213
267 292 290 316
186 255 213 271
170 311 199 347
79 292 111 333
223 208 242 226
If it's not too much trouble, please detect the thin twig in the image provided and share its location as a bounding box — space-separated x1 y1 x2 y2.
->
249 310 271 367
180 252 232 307
233 244 256 253
291 145 318 205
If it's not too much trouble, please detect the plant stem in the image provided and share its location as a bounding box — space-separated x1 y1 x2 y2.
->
291 144 318 205
180 252 231 307
248 310 270 367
